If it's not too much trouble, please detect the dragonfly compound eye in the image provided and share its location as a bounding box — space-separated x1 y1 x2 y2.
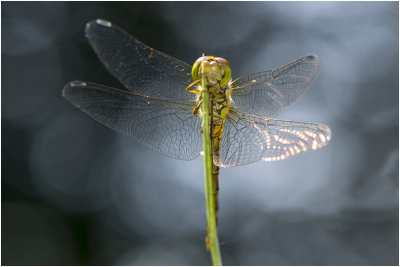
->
215 57 231 88
191 56 207 82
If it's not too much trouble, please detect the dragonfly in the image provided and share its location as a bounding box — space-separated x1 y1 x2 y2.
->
63 19 331 249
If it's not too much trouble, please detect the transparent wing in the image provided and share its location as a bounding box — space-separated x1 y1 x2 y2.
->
62 81 202 160
230 55 319 117
216 108 331 167
85 19 193 99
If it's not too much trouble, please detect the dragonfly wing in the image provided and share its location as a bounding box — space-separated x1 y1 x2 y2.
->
85 19 193 99
63 81 202 160
230 55 319 117
216 108 331 167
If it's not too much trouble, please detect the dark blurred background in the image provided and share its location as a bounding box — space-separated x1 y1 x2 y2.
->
2 2 398 265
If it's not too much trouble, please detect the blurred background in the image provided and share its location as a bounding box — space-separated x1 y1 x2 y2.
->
2 2 398 265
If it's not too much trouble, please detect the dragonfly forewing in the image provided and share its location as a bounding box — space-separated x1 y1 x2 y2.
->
85 19 194 99
63 81 203 160
230 55 319 117
216 108 331 167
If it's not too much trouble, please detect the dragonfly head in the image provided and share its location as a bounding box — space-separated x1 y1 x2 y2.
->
191 56 231 88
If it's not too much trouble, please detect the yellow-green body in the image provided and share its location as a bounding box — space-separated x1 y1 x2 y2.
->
187 56 232 251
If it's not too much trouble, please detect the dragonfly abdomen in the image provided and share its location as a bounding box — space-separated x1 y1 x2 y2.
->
206 119 224 250
204 87 229 249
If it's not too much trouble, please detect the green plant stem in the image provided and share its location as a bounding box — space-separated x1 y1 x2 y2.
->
201 60 223 266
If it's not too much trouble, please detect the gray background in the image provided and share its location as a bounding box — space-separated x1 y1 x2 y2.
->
2 2 398 265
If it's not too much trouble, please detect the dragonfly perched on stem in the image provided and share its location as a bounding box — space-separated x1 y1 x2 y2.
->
63 19 331 264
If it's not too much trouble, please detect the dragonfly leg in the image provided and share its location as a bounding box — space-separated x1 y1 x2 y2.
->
190 93 203 115
186 79 202 94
